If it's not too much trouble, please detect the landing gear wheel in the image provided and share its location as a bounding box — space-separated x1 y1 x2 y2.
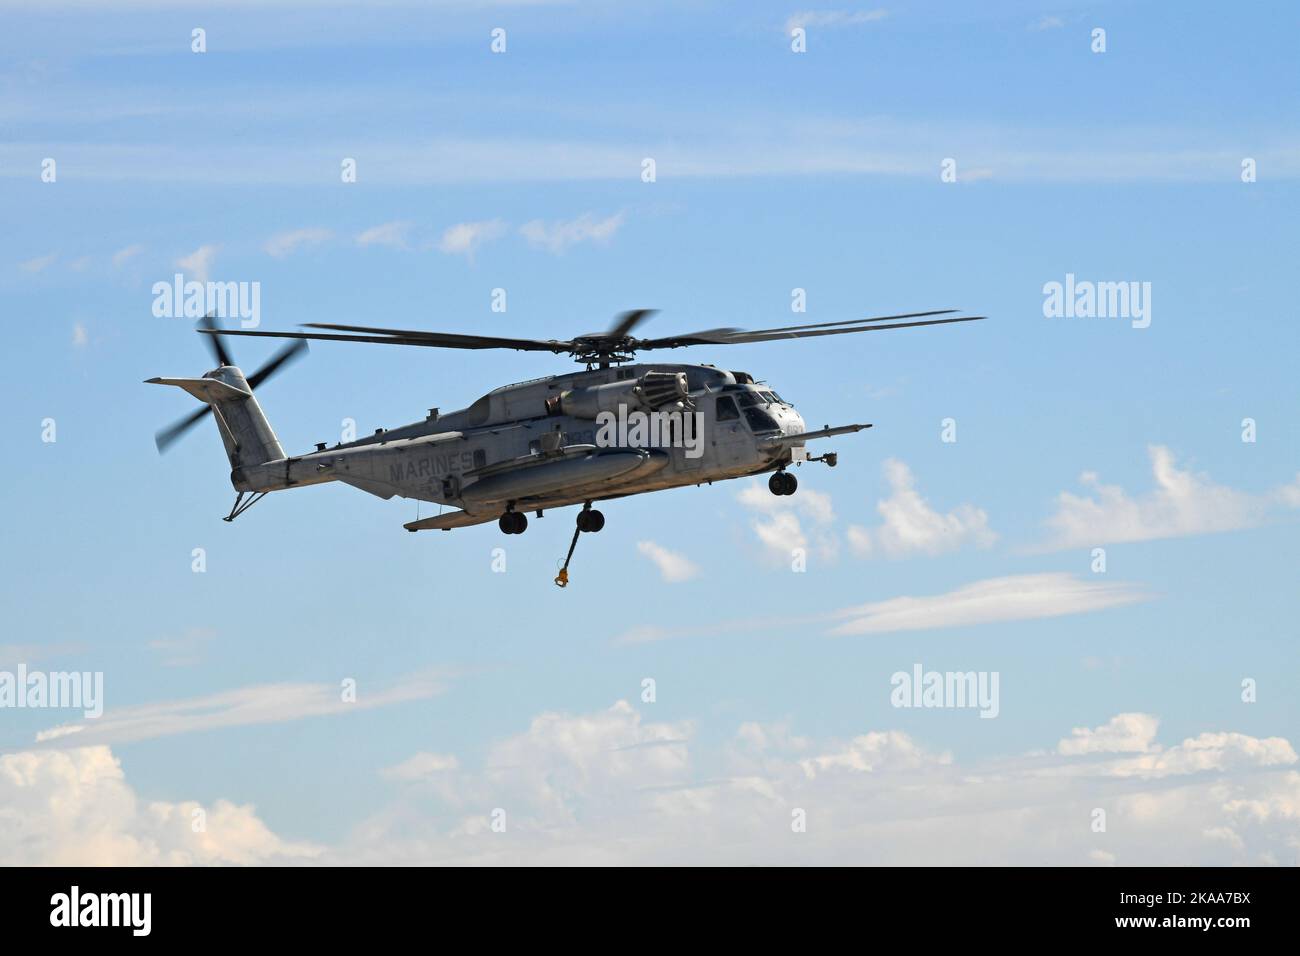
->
587 509 605 533
499 511 527 534
769 472 798 496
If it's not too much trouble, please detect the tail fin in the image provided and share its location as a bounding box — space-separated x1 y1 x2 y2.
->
147 367 285 468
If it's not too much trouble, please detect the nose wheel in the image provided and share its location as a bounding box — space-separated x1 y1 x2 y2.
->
768 471 798 496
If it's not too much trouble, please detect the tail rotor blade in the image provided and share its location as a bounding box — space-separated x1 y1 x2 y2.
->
198 313 235 368
155 405 211 453
246 339 308 390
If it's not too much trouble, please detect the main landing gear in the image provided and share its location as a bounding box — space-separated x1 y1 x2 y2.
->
768 471 798 496
499 510 528 534
555 503 605 587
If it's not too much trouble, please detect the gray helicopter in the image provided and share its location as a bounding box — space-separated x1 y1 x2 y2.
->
149 308 983 585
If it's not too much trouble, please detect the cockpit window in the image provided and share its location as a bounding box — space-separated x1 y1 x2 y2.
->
715 396 740 421
736 391 761 408
759 390 779 404
743 406 780 433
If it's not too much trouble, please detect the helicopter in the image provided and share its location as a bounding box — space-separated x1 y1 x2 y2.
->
148 308 984 585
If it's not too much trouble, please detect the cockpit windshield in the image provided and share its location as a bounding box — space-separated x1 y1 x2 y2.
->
743 406 780 433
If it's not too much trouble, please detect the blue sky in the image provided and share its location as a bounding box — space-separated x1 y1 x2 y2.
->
1 1 1298 864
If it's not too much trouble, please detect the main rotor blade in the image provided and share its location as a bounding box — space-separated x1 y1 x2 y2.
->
638 315 985 350
155 404 210 453
606 309 658 339
718 314 987 345
747 309 959 335
197 313 234 368
246 339 308 390
205 325 572 353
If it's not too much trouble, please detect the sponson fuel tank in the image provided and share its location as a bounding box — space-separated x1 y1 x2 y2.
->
461 448 668 508
545 371 690 420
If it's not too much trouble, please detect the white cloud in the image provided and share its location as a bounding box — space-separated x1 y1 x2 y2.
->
19 253 56 273
1029 15 1064 31
1044 445 1298 549
355 221 412 250
518 211 624 254
71 322 88 348
381 752 460 782
436 219 507 260
737 480 838 565
785 9 888 32
0 746 318 865
264 226 333 258
335 703 1300 865
848 458 995 558
111 244 143 268
175 243 218 283
636 540 700 582
1058 713 1160 755
829 572 1150 637
33 670 450 747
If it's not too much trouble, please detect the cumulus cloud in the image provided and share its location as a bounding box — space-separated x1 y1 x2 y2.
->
829 572 1150 637
175 244 218 283
518 211 624 254
335 703 1300 865
636 540 700 582
0 746 318 865
737 480 838 565
1058 713 1161 755
355 221 412 250
264 227 333 258
1044 445 1300 550
848 458 995 558
437 219 507 261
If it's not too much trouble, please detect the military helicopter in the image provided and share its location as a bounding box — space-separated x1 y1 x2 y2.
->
149 308 984 585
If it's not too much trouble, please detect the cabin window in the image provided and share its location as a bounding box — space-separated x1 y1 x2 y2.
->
715 396 740 422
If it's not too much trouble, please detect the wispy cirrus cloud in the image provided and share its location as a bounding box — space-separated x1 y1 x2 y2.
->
355 220 412 250
437 219 507 260
830 572 1149 637
518 211 624 254
785 9 888 33
612 572 1151 645
175 243 218 282
30 670 451 748
264 226 333 258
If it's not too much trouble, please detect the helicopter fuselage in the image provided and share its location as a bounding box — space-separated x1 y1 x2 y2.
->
230 361 844 529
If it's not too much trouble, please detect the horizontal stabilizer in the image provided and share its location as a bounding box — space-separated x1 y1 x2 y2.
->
145 376 251 404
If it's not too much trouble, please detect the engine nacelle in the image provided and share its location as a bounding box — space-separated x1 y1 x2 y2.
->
546 371 691 420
